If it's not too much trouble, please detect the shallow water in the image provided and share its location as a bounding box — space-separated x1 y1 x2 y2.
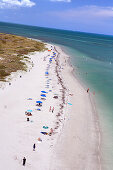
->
63 47 113 170
0 21 113 169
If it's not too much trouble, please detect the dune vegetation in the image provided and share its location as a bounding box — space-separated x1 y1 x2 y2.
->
0 33 47 81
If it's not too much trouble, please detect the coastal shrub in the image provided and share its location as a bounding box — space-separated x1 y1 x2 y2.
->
1 39 6 44
0 33 47 80
0 64 5 69
0 70 9 77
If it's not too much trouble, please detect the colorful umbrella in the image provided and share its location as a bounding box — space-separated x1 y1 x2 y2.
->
27 109 33 112
45 71 49 75
41 94 46 97
41 91 47 93
36 101 42 103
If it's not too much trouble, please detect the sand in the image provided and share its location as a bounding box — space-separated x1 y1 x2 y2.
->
0 43 101 170
50 46 101 170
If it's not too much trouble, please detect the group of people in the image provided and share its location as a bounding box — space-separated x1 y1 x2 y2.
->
49 106 54 113
22 47 55 167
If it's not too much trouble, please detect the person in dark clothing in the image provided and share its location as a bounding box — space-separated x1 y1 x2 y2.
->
33 143 36 151
52 107 54 113
87 88 89 93
27 117 29 121
23 157 26 166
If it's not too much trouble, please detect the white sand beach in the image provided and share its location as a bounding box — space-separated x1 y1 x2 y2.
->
0 43 101 170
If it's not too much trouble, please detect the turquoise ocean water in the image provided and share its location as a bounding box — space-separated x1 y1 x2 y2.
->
0 21 113 169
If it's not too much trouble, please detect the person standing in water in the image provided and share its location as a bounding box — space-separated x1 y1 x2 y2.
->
23 157 26 166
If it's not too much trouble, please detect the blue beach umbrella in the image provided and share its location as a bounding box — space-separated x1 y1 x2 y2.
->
27 109 33 112
45 71 49 75
41 91 47 93
37 109 41 111
36 101 42 104
68 102 72 105
41 94 46 97
27 98 32 100
40 132 48 135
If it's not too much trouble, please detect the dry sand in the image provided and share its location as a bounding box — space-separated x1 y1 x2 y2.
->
0 43 101 170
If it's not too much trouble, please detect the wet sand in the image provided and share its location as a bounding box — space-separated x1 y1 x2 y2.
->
50 46 101 170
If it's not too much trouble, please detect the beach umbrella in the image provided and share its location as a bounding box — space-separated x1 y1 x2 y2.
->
27 109 33 112
41 91 47 93
45 71 49 75
27 98 32 100
41 94 46 97
68 102 72 105
36 101 42 103
41 132 48 135
43 126 49 129
37 109 41 111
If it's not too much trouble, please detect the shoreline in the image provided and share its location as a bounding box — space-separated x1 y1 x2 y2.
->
0 41 101 169
67 47 102 169
60 45 102 169
51 45 101 170
68 49 102 170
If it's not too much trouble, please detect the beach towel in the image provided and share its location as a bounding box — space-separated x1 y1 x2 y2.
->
68 103 72 105
40 132 48 135
43 126 49 129
27 113 32 116
53 96 58 99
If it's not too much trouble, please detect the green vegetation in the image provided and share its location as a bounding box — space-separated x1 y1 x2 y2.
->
0 33 47 81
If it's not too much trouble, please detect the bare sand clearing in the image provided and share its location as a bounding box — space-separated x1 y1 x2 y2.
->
0 43 101 170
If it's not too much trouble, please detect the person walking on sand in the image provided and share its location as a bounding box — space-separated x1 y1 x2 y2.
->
23 157 26 166
87 88 89 93
52 107 54 113
49 106 51 112
33 143 36 151
49 128 53 136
